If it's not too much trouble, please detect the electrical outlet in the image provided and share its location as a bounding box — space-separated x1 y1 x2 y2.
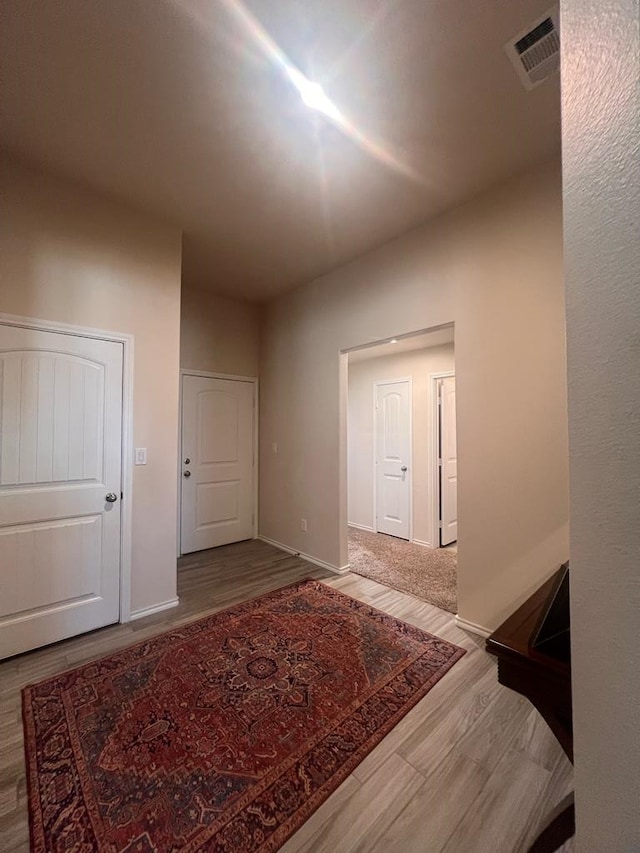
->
300 518 307 533
135 448 147 465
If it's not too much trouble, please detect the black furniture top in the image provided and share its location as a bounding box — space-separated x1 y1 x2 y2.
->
486 563 572 760
486 564 573 853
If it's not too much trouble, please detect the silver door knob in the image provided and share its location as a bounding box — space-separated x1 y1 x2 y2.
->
106 493 118 502
184 458 191 465
183 470 191 478
401 466 408 472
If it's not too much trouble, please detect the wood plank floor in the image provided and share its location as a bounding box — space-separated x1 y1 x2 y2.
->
0 540 574 852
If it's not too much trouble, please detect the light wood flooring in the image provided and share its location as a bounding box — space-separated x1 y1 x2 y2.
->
0 539 574 852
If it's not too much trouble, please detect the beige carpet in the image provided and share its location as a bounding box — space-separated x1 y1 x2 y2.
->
348 527 457 614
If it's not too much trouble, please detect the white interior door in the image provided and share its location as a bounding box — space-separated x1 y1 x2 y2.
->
375 379 411 539
181 376 254 554
439 375 458 546
0 324 123 659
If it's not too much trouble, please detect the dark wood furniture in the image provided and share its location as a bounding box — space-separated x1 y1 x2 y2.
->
486 565 574 852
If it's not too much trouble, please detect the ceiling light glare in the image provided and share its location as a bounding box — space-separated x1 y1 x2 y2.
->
286 67 341 122
390 339 398 344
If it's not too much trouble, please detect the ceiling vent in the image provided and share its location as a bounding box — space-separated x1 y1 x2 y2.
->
505 7 560 91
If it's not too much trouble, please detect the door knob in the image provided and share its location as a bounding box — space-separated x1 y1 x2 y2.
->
183 470 191 478
106 492 118 502
184 458 191 464
401 466 408 472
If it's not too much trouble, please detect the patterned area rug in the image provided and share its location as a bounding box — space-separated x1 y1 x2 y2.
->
23 580 464 852
348 527 458 614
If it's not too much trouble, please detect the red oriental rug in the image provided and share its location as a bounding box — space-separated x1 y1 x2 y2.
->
23 579 465 852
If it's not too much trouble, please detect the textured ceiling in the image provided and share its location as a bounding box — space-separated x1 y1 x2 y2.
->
0 0 560 301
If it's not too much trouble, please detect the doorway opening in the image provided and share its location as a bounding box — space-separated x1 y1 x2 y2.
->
343 325 458 613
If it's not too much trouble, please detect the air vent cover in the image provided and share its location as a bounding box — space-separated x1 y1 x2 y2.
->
505 7 560 91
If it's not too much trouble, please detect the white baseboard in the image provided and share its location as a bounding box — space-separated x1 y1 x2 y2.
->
455 615 491 638
411 538 435 549
129 597 180 622
347 522 375 532
258 535 350 576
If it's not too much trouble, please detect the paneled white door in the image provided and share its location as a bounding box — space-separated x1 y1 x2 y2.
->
439 375 458 546
0 324 123 659
375 379 411 540
181 376 254 554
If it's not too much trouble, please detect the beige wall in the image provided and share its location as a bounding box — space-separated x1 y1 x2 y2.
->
260 158 569 630
0 155 182 615
180 286 260 377
348 344 455 546
562 0 640 848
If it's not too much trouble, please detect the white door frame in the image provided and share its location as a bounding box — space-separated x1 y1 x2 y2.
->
373 377 413 541
177 369 259 557
431 371 456 548
0 312 135 622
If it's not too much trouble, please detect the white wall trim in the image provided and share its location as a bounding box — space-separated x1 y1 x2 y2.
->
338 352 350 569
130 597 180 621
430 370 456 550
119 334 135 622
258 535 350 575
411 537 435 549
347 522 375 532
373 376 413 541
455 615 491 638
180 368 258 383
0 311 131 344
178 369 259 556
0 311 135 624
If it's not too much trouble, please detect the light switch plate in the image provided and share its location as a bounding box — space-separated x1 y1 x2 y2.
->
135 448 147 465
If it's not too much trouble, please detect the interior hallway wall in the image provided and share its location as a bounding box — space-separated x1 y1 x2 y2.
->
180 286 260 377
0 154 182 615
260 158 569 631
561 0 640 847
348 344 455 547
